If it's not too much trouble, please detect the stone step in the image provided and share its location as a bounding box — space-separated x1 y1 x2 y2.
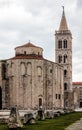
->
65 118 82 130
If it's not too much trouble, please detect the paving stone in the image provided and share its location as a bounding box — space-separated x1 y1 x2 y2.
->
65 118 82 130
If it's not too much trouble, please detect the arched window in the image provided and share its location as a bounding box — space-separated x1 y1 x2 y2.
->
58 55 62 63
27 63 32 75
64 83 67 90
38 52 40 55
58 40 62 49
24 51 26 55
64 55 67 63
37 66 42 76
20 63 25 75
64 70 67 77
64 40 67 48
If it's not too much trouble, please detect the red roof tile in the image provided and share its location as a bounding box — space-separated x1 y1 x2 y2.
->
15 42 43 50
8 55 43 60
72 82 82 85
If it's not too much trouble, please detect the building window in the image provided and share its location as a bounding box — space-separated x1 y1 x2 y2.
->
58 40 62 49
63 39 67 48
64 70 67 77
20 63 25 75
39 98 42 107
50 69 52 73
27 63 32 76
38 52 40 55
80 102 82 108
64 55 67 63
64 83 67 90
37 66 42 76
24 51 26 55
59 94 61 99
58 55 62 63
56 94 57 99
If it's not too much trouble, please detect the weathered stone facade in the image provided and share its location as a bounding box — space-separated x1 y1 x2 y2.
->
0 42 64 110
55 8 73 108
0 8 74 110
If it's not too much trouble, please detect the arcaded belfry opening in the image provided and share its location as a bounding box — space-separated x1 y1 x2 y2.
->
0 87 2 109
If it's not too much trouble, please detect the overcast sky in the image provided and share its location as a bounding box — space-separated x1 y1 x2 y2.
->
0 0 82 82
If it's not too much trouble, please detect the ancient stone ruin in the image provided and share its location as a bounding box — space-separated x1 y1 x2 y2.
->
8 107 23 128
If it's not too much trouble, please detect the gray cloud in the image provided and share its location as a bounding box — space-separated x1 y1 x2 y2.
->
77 0 82 8
0 0 81 81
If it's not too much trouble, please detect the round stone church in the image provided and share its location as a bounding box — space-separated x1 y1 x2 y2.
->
0 8 73 110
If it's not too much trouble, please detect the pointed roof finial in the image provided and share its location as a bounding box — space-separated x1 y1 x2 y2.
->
62 6 64 15
59 6 68 31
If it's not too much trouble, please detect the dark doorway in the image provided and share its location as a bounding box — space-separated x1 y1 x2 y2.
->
39 98 42 107
80 102 82 108
0 87 2 109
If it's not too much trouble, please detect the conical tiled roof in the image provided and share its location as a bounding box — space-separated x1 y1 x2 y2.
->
59 7 68 31
15 42 42 49
15 42 36 49
21 42 36 47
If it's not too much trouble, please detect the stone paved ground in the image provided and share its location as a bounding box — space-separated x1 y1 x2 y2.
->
65 118 82 130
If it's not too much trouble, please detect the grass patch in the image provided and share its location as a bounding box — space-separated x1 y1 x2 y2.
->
0 112 82 130
23 112 82 130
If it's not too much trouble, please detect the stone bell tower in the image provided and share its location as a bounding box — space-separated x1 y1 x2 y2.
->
55 7 73 108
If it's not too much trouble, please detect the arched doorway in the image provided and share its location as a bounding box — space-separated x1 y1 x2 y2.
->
39 98 42 107
0 87 2 109
80 102 82 108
